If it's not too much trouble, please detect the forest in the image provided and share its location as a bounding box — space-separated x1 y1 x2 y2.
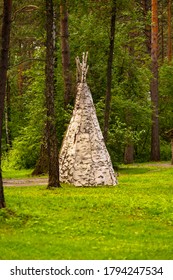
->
0 0 173 260
0 0 173 172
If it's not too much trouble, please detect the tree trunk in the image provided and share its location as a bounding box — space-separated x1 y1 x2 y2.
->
168 0 172 62
45 0 61 188
5 77 12 151
103 0 116 143
141 0 151 55
60 0 71 109
124 143 134 164
171 139 173 165
0 0 12 208
160 1 165 63
124 109 134 164
150 0 160 161
32 128 48 176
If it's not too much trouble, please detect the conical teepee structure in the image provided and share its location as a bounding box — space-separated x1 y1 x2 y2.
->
59 53 117 186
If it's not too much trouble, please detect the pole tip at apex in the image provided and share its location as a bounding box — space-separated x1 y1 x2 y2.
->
76 52 89 83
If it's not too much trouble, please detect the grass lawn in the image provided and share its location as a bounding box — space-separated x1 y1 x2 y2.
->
0 163 173 260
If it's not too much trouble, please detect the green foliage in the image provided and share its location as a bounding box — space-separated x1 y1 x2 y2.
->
160 140 172 161
1 164 173 259
2 0 173 168
3 128 41 169
69 11 109 101
3 53 45 169
96 49 152 163
159 62 173 132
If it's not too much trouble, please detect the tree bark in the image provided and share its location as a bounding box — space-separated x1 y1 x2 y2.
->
5 77 12 151
124 143 134 164
45 0 61 188
124 109 134 164
160 1 165 63
32 128 48 176
150 0 160 161
168 0 172 62
0 0 12 208
141 0 151 55
103 0 116 144
60 0 71 109
171 139 173 165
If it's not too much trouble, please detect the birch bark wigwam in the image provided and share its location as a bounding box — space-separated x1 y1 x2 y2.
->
59 53 117 186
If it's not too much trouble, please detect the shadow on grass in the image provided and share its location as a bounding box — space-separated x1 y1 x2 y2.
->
119 167 151 175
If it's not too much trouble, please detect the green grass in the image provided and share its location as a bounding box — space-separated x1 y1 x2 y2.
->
0 163 173 260
2 168 33 179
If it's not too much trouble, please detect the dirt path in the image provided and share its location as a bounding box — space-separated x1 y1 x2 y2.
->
3 178 48 187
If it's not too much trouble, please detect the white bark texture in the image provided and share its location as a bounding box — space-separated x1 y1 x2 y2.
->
59 82 117 186
59 53 117 186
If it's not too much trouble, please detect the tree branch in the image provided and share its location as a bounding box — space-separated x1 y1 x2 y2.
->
9 58 45 69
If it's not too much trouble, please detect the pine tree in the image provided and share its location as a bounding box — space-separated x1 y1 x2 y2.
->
150 0 160 161
45 0 61 188
0 0 12 208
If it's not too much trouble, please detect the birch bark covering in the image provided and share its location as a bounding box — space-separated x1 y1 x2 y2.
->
59 54 117 186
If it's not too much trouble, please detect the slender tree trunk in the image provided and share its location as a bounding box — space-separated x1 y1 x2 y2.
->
0 0 12 208
168 0 172 61
33 2 58 177
18 41 23 95
5 77 12 150
124 143 134 164
45 0 61 188
171 138 173 165
124 29 135 164
18 65 23 95
150 0 160 161
103 0 116 143
141 0 151 55
32 127 48 176
124 109 134 164
160 1 165 63
60 0 71 109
